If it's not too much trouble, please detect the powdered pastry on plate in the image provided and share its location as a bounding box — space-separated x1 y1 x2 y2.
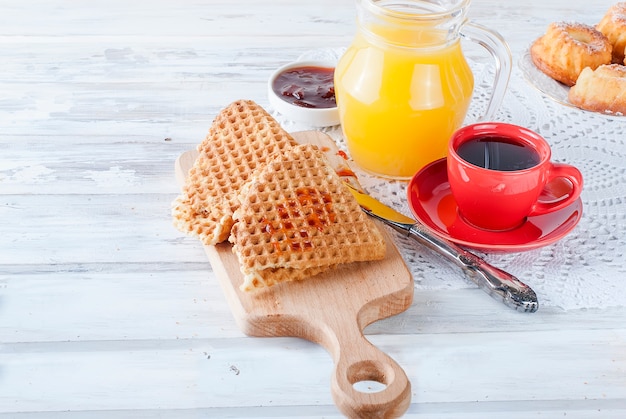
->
172 99 298 245
229 144 386 291
531 21 612 86
568 63 626 114
597 2 626 64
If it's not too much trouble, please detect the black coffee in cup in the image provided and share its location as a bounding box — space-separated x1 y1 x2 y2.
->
448 122 583 231
456 136 541 171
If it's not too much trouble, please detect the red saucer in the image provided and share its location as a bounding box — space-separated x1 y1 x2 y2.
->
407 158 583 252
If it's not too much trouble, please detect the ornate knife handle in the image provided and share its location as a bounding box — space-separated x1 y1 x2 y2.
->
407 224 539 313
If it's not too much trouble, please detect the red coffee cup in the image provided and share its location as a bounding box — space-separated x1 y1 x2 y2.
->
447 122 583 231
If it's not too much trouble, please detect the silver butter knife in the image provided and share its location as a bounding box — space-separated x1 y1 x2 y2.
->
347 185 539 313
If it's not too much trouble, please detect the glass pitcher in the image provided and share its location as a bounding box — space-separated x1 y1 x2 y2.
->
334 0 511 179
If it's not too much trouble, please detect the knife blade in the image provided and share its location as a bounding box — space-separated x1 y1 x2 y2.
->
347 184 539 313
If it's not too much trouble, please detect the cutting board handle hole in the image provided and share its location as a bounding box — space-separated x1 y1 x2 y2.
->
352 380 387 394
347 360 392 394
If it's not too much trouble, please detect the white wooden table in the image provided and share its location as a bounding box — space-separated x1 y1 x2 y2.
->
2 1 625 417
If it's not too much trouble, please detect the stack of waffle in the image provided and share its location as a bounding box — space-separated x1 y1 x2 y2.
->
172 100 386 291
172 100 298 245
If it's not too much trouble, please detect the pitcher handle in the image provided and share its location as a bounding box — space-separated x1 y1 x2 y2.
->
461 22 512 122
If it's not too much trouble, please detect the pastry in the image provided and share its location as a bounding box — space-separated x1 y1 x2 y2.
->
568 63 626 114
229 144 386 291
531 22 612 86
597 2 626 64
172 99 298 245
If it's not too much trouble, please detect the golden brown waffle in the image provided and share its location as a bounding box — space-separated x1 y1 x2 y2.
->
229 144 386 291
172 100 298 245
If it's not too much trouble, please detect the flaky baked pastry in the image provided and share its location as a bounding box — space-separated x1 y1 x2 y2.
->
597 2 626 64
531 22 612 86
569 63 626 114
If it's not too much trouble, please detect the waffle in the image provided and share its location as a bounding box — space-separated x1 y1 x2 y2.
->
172 100 298 245
229 144 386 291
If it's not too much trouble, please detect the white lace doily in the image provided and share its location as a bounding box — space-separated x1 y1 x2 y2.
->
271 49 626 311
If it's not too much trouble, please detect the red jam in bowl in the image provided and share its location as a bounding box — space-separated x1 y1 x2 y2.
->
271 66 336 109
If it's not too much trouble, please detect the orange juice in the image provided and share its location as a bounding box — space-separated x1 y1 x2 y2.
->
335 19 474 179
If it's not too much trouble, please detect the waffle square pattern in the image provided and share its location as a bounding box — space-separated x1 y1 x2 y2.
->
230 144 386 291
172 100 298 245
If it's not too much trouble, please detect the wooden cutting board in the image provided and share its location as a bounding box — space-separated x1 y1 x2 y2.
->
175 130 413 418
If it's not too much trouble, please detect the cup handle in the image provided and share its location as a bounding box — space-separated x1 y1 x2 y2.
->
461 22 512 122
530 164 584 216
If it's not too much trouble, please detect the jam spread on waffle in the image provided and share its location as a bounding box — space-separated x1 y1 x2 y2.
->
262 187 337 254
228 143 386 291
